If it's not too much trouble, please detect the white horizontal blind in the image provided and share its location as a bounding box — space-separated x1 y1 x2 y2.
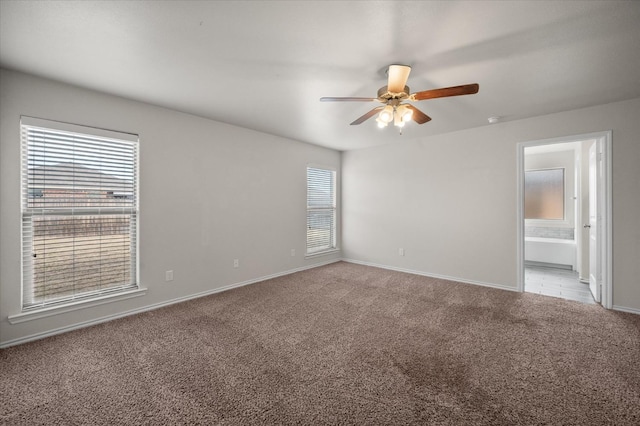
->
21 118 139 309
307 166 336 254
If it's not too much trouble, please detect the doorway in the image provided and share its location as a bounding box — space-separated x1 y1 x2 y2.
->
517 131 612 308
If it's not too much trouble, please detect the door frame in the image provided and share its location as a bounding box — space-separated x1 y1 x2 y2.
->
516 131 612 308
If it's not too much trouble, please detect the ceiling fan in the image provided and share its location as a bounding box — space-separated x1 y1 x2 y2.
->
320 64 479 131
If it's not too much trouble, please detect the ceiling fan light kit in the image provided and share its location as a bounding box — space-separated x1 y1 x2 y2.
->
320 64 479 133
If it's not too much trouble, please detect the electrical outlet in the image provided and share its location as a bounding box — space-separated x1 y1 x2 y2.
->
233 259 239 268
291 249 296 257
399 248 405 256
165 270 174 281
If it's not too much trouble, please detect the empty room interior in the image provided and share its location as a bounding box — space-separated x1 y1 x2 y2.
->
1 1 639 425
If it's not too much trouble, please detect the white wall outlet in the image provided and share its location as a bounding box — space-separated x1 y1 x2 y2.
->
399 248 405 256
233 259 239 268
165 270 174 281
291 249 296 257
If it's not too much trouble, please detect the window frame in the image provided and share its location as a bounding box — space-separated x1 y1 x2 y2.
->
19 116 141 313
306 164 338 257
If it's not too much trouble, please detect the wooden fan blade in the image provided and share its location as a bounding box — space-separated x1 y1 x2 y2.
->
320 97 377 102
406 105 431 124
387 64 411 93
411 83 479 101
350 106 384 125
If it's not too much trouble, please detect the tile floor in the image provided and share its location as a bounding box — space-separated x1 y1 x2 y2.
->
525 265 596 305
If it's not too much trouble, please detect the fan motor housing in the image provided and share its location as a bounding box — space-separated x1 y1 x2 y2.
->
377 85 411 101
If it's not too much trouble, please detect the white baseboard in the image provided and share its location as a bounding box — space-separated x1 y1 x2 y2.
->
343 259 640 315
6 257 633 348
341 258 518 293
612 305 640 315
0 258 342 348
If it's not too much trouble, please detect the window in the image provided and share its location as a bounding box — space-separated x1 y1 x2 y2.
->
524 168 564 220
21 117 139 310
306 166 336 255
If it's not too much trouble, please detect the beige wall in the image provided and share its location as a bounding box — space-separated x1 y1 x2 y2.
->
342 97 640 312
0 69 341 346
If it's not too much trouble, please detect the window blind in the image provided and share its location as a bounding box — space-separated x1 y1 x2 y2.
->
307 166 336 254
21 117 139 309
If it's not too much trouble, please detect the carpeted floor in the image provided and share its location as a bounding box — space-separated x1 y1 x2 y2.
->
1 261 639 425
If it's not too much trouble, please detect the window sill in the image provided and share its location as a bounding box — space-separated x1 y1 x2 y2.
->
7 287 147 325
305 248 341 259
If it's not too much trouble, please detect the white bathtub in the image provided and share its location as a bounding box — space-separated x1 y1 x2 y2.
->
525 237 577 270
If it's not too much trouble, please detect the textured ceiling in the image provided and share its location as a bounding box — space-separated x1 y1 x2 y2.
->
1 1 639 151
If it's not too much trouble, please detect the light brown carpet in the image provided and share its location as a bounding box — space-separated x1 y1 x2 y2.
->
1 261 639 425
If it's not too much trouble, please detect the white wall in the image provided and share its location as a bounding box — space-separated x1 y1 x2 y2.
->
0 69 341 346
342 97 640 312
2 69 639 346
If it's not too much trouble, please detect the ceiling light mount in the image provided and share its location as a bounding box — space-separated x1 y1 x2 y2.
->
488 116 501 124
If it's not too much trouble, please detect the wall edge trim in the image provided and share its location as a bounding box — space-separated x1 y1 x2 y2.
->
341 258 518 292
612 305 640 315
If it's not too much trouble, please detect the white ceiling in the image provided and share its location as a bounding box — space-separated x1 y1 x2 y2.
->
1 1 639 151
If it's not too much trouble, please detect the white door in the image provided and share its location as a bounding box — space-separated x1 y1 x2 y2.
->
588 143 600 302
